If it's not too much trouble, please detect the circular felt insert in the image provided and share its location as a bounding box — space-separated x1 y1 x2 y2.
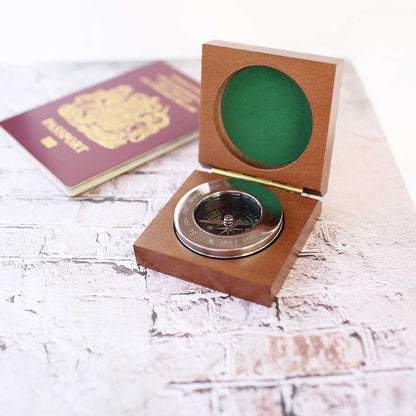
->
220 65 313 167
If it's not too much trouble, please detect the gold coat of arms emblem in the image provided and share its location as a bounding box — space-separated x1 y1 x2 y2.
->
58 84 170 149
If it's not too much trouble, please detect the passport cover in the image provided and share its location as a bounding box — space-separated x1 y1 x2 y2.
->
0 62 200 196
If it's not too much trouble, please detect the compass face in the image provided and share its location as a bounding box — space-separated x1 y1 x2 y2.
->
194 191 261 236
174 178 284 259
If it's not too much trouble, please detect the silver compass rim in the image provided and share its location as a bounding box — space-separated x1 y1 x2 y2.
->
173 179 284 259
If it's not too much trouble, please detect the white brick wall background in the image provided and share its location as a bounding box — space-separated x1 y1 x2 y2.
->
0 61 415 416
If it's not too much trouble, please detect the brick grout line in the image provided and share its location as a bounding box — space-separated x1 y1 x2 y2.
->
0 196 155 202
209 389 220 416
0 255 138 261
0 256 139 262
0 224 144 229
0 223 146 228
0 190 192 200
361 325 381 368
165 289 386 304
69 294 147 302
0 167 193 174
166 367 416 391
148 322 369 339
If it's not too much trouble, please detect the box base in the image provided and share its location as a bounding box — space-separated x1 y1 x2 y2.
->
133 170 321 306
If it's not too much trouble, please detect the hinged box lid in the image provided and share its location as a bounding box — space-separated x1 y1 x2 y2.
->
199 40 344 196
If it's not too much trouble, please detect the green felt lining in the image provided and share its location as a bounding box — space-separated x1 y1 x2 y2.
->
228 178 282 217
220 65 312 167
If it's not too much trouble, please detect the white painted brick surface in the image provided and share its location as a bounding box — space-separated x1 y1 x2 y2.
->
217 387 284 416
362 372 416 416
151 298 212 336
232 331 365 377
0 61 415 415
291 383 360 416
146 269 213 297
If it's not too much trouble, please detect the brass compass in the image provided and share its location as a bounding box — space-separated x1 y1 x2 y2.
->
174 178 284 258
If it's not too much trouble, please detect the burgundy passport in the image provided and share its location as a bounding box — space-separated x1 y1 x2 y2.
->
0 62 200 196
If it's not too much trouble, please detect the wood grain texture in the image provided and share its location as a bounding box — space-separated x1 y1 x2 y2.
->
199 40 344 196
134 170 320 306
0 60 415 416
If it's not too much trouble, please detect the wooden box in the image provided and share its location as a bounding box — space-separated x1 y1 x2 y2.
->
134 40 343 306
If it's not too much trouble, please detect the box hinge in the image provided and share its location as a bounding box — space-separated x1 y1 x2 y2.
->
211 167 304 195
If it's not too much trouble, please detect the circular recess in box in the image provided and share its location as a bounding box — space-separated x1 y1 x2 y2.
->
218 65 313 168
